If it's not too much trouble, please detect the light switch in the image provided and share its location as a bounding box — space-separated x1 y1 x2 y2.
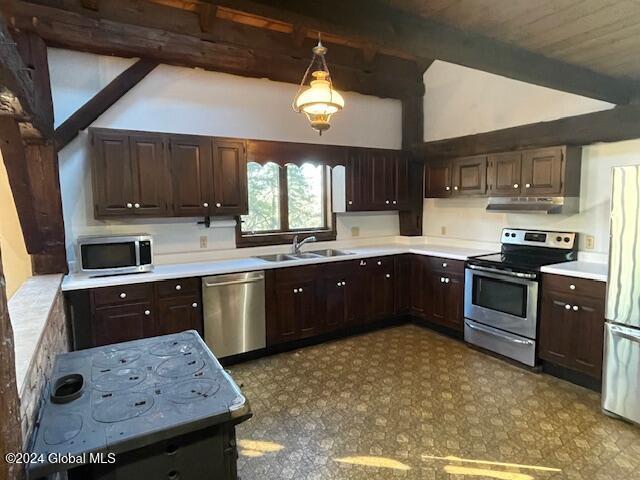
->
200 235 208 249
441 226 447 236
585 235 595 250
351 226 360 237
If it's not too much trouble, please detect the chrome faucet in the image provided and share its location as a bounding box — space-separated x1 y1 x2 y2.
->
292 235 317 254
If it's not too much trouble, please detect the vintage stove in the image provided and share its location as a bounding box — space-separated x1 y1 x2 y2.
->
28 331 251 480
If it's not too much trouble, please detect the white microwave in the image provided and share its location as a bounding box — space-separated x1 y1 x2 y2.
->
77 234 153 276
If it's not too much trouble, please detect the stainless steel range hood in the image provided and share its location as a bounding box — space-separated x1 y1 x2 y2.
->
486 197 579 214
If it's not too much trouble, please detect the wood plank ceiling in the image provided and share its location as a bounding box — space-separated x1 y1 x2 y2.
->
384 0 640 81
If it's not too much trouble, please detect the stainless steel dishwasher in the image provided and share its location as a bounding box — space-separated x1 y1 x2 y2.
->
202 271 266 358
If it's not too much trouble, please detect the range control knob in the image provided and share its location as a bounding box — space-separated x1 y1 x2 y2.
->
556 236 563 242
564 237 571 243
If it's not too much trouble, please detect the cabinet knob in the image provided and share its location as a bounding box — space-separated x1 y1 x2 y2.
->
120 292 127 299
453 186 459 191
385 274 391 279
203 202 209 207
525 183 531 188
513 184 519 189
293 288 298 293
360 260 367 266
445 186 451 191
392 200 397 205
442 262 448 268
444 277 450 283
144 310 151 316
192 302 198 308
385 200 390 204
126 203 133 208
569 284 576 290
336 281 341 287
565 304 571 310
134 203 140 208
348 200 353 205
572 305 579 311
341 281 346 286
175 285 182 291
216 202 222 208
440 277 445 283
299 287 303 293
377 261 382 266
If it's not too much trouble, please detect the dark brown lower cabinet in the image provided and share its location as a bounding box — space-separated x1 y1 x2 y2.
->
539 274 606 379
156 295 202 337
369 257 396 320
93 303 155 347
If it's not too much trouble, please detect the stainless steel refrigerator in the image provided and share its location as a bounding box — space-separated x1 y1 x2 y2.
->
602 165 640 423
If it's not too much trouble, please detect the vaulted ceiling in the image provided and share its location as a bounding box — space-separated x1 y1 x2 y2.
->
384 0 640 80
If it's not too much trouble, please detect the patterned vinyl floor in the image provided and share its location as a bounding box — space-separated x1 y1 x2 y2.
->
228 324 640 480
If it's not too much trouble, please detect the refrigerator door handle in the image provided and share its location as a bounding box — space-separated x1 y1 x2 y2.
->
609 324 640 343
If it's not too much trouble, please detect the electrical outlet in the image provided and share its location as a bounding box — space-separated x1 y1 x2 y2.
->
441 226 447 236
351 226 360 237
200 235 208 249
585 235 595 250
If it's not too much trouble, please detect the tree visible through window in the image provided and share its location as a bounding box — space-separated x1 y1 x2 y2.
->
241 162 328 236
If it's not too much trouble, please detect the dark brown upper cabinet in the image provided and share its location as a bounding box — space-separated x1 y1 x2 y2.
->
346 147 409 211
211 138 248 215
521 146 564 195
425 159 452 198
169 134 213 217
92 130 169 217
451 155 487 196
488 151 522 196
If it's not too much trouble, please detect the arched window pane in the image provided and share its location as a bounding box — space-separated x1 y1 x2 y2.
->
287 164 324 230
241 162 280 233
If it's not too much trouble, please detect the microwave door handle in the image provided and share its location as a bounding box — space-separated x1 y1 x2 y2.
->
135 240 141 266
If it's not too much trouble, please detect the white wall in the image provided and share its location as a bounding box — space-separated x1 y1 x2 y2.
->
423 61 615 142
422 62 640 258
50 49 402 264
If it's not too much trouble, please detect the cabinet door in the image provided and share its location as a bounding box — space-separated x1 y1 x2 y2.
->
346 148 371 211
156 295 203 337
369 150 396 210
130 134 169 216
321 272 348 333
452 155 487 196
539 291 574 368
409 255 428 317
522 147 563 195
296 279 319 339
348 259 371 325
92 131 135 217
394 153 410 209
93 303 155 347
369 259 395 320
394 255 411 315
488 151 522 196
443 274 464 332
268 279 299 345
169 135 212 216
425 159 452 198
211 138 248 215
571 296 605 378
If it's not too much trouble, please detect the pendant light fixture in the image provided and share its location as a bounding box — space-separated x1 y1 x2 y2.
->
293 33 345 135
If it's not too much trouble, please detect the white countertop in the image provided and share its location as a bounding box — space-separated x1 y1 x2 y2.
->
62 242 494 291
541 261 608 282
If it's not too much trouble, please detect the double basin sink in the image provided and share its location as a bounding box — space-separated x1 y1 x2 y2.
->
255 249 353 263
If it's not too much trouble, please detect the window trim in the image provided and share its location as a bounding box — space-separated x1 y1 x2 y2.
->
236 163 336 247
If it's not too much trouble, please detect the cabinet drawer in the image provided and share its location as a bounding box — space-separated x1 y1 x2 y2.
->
274 264 319 284
92 283 153 307
426 256 465 274
156 277 200 298
542 274 606 298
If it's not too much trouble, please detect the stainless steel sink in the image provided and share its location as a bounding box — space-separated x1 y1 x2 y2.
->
309 249 353 257
290 252 323 260
254 254 298 262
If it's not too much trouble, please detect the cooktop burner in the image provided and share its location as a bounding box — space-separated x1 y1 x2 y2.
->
29 331 251 478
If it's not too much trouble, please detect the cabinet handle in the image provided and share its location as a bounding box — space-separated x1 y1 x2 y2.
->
216 202 222 208
565 304 571 310
336 282 341 287
348 200 353 205
392 200 397 205
572 305 579 311
444 278 450 283
341 281 346 286
440 277 445 283
175 285 182 291
445 186 451 191
126 203 133 208
293 288 298 293
513 184 519 189
442 262 448 268
120 292 127 299
377 261 382 266
453 186 459 191
525 183 531 188
385 274 391 279
192 303 198 308
569 284 576 290
134 203 140 208
385 200 390 204
144 310 151 316
299 287 303 293
203 202 209 207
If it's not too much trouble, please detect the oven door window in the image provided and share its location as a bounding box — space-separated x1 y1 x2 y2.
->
472 275 527 318
81 243 136 269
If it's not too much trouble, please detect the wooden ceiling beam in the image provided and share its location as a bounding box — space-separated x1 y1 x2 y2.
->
7 0 424 99
416 104 640 158
55 58 158 150
205 0 636 104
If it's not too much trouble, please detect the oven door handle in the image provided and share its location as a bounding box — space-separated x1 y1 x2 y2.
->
467 264 537 280
465 321 534 346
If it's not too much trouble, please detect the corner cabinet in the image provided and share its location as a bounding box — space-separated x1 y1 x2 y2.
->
425 145 581 199
91 128 248 219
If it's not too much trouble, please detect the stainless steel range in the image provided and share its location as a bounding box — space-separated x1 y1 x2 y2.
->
464 228 578 366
